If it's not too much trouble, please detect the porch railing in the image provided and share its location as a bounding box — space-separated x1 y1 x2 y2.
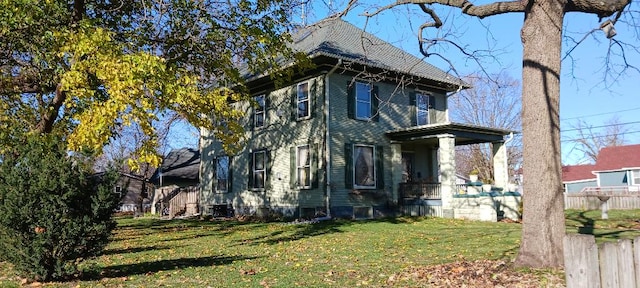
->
167 186 199 218
399 182 441 199
455 184 468 195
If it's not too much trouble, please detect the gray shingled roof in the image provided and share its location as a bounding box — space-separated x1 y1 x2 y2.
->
292 18 466 88
151 148 200 184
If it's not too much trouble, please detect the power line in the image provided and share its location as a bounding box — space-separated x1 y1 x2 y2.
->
560 130 640 143
560 106 640 122
504 120 640 136
505 130 640 146
561 120 640 133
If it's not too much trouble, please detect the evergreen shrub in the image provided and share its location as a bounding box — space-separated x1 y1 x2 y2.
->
0 135 118 281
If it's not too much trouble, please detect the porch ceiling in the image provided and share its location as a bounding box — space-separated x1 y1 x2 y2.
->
385 122 516 146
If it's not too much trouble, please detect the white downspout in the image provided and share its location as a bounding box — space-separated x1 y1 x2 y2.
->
323 59 342 219
445 85 463 123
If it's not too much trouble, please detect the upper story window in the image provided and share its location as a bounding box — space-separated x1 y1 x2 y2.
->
347 81 379 122
254 94 265 128
355 82 372 120
411 92 435 126
215 156 230 193
297 82 310 119
416 94 429 126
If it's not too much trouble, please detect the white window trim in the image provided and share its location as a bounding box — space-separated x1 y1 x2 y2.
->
355 82 372 121
632 169 640 185
252 150 266 189
297 144 311 189
416 93 430 126
353 144 376 189
297 82 311 120
215 156 230 193
254 94 266 128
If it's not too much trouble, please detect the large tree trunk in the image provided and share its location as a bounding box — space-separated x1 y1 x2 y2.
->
515 0 566 268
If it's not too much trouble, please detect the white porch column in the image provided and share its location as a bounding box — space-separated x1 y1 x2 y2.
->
492 140 509 190
438 134 456 218
390 143 403 205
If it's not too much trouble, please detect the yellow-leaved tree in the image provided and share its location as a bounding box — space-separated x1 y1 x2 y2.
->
0 0 304 169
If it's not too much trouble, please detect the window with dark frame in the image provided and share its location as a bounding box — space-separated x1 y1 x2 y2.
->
254 94 265 128
416 94 429 126
297 145 310 188
355 82 371 120
297 82 310 119
252 150 266 189
216 156 229 192
114 186 122 198
353 144 376 188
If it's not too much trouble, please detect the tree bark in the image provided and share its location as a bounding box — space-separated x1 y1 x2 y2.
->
515 0 566 268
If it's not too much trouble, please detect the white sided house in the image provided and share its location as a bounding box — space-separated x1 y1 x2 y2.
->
199 18 519 221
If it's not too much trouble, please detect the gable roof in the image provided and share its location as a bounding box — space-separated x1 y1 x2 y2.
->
593 144 640 172
292 18 466 89
151 148 200 185
562 164 596 182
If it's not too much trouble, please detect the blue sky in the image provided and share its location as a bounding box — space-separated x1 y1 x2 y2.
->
299 1 640 165
170 2 640 164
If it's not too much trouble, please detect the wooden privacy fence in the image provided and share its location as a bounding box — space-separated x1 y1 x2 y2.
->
168 186 199 218
564 234 640 288
565 192 640 210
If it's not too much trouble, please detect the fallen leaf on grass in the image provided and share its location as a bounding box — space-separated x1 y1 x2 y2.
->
240 268 256 275
387 259 565 288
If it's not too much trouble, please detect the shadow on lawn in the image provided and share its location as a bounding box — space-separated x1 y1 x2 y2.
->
233 217 435 246
100 244 181 256
567 210 637 240
83 254 261 280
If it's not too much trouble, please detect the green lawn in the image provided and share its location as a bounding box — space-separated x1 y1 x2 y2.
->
1 210 638 287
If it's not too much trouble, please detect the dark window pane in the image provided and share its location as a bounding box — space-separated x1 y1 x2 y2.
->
298 101 309 118
354 146 375 187
298 167 310 187
256 95 265 111
298 83 309 100
255 113 264 127
253 172 264 188
356 83 370 101
255 152 265 170
356 102 370 119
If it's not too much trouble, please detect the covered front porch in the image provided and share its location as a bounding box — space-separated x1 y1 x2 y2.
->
386 122 520 221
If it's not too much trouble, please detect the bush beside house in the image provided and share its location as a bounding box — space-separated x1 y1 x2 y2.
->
0 135 119 281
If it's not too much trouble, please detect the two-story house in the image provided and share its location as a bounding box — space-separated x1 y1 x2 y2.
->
199 18 514 220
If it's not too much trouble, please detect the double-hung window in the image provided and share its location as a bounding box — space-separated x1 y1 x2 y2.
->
354 144 376 188
215 156 230 192
251 150 267 189
254 95 265 128
297 82 310 119
632 169 640 185
355 82 372 120
296 145 311 188
114 186 122 199
416 94 429 125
